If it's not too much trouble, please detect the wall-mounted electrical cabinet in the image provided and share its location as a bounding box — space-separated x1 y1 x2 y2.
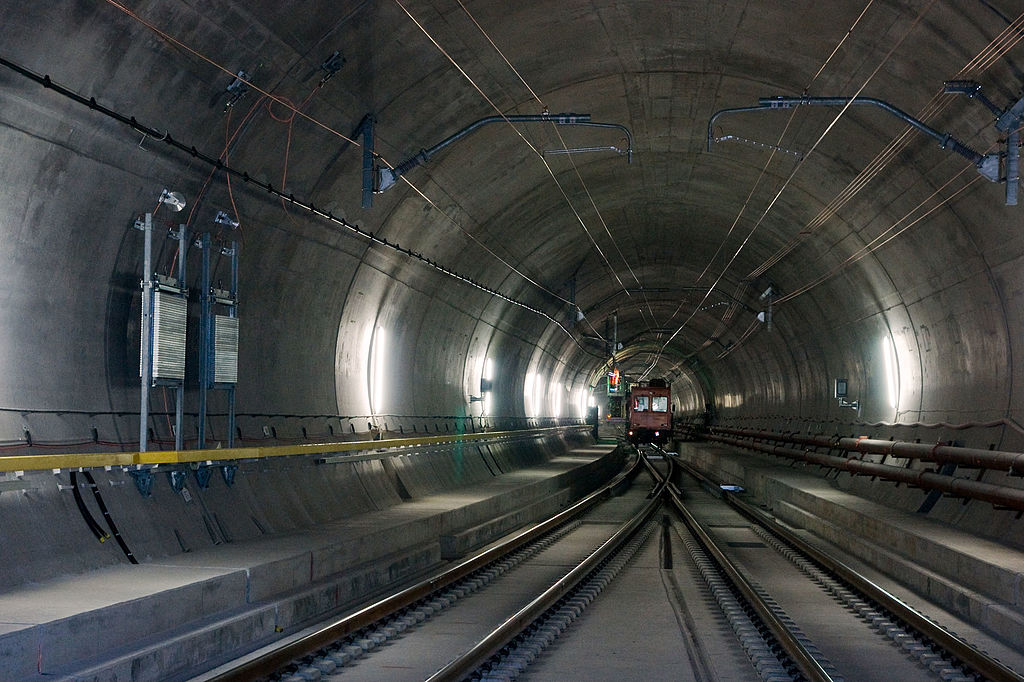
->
213 315 239 384
834 378 848 398
151 291 187 381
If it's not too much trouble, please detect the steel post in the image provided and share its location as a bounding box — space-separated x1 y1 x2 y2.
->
198 232 211 448
139 213 153 452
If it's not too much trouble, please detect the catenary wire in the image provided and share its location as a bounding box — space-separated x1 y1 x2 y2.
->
640 0 889 378
657 0 937 347
654 0 878 339
746 10 1024 281
450 0 655 333
393 0 636 308
98 0 578 311
0 55 604 360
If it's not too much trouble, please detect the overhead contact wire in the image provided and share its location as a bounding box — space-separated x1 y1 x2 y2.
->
674 0 938 347
644 0 880 375
393 0 635 304
746 10 1024 281
451 0 657 332
643 0 919 378
656 1 874 336
0 56 600 357
99 0 581 316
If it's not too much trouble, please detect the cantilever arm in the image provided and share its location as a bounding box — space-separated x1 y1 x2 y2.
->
707 95 1000 182
376 113 635 193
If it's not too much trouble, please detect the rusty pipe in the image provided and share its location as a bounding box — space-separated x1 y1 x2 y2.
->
707 433 1024 511
710 426 1024 475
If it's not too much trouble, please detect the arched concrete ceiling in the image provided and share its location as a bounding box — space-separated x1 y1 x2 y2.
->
0 0 1021 434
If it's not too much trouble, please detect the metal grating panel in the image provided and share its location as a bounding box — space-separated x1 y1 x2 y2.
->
214 315 239 384
152 292 187 380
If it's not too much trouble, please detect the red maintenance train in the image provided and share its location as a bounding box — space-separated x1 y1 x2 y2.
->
627 379 672 445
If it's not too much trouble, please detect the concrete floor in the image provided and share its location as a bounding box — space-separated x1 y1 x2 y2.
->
3 444 618 680
277 475 654 680
680 440 1024 672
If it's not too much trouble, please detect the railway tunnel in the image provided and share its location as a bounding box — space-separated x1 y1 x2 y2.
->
2 1 1024 679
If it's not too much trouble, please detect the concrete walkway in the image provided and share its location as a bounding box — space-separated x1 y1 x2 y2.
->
0 443 620 680
679 440 1024 654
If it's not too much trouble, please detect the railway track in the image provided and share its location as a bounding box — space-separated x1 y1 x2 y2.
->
197 445 1024 682
645 446 1024 682
201 450 661 681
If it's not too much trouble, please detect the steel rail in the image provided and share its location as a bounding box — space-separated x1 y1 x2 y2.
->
672 454 1024 682
424 457 668 681
205 447 640 681
644 457 836 682
0 425 587 473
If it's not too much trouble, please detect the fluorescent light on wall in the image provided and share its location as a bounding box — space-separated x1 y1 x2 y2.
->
372 327 386 414
883 335 899 411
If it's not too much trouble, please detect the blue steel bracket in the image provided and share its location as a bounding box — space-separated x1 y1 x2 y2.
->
168 469 188 493
221 464 238 487
128 469 154 498
945 82 1024 205
755 96 1002 182
194 465 213 489
375 112 614 194
355 115 375 209
318 51 345 87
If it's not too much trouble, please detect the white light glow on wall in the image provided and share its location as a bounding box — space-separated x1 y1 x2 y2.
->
550 381 562 418
525 372 537 417
720 393 744 408
577 387 588 417
481 357 494 415
371 327 386 414
883 335 900 411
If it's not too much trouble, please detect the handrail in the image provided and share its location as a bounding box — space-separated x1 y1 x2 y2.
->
695 428 1024 511
0 425 588 474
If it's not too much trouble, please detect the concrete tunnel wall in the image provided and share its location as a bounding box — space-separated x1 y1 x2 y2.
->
2 1 1024 563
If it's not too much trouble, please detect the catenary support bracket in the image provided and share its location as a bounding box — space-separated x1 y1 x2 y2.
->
708 94 1007 192
945 80 1024 205
375 113 634 193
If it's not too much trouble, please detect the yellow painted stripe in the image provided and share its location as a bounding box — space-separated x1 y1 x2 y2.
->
0 426 584 473
0 452 136 473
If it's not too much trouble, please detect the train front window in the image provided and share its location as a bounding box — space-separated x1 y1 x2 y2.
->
633 396 649 411
652 396 668 412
